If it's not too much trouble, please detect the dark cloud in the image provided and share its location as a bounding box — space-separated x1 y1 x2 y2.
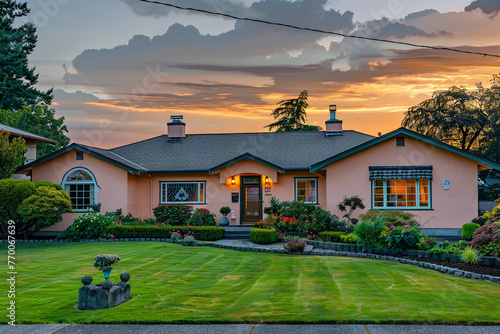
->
375 22 451 39
404 9 440 22
53 89 101 102
120 0 254 18
465 0 500 16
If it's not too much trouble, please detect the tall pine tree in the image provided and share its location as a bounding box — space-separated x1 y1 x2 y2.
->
0 0 53 111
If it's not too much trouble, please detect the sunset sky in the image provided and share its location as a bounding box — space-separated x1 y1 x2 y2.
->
25 0 500 148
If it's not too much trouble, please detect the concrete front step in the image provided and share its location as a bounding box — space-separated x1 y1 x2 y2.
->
223 227 252 240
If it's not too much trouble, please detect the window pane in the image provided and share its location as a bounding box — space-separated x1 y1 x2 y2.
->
164 182 203 203
374 178 430 209
296 179 316 203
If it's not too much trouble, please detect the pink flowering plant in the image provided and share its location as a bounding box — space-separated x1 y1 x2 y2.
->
186 208 216 226
153 204 193 225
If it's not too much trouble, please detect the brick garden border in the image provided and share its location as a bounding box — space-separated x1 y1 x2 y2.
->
3 237 499 285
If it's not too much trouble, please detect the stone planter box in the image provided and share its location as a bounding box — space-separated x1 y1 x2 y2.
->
481 256 497 266
449 254 460 263
441 254 451 261
432 253 441 261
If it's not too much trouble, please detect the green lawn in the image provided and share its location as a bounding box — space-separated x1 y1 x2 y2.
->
1 242 500 324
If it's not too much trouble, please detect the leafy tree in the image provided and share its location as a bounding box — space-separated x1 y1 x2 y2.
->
0 130 27 179
265 90 322 132
17 186 73 239
0 104 69 158
0 178 36 237
0 0 53 111
402 74 500 151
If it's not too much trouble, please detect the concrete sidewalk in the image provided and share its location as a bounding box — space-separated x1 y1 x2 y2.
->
1 324 500 334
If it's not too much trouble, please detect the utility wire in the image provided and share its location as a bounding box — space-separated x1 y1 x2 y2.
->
138 0 500 58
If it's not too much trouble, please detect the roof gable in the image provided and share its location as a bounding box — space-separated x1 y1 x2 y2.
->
310 127 500 172
209 153 285 174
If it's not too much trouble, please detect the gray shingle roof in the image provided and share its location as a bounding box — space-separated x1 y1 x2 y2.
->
0 123 56 144
110 131 375 172
77 144 148 172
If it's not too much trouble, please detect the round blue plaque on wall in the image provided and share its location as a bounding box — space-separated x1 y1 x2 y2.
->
442 179 451 190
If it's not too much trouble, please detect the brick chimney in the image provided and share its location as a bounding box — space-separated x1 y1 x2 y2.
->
325 105 343 136
167 115 185 141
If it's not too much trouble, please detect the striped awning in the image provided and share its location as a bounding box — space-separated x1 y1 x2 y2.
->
369 166 433 180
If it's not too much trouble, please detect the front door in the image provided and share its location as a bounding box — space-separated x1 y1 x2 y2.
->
241 176 262 223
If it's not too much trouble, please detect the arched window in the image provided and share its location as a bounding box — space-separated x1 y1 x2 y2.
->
61 168 100 211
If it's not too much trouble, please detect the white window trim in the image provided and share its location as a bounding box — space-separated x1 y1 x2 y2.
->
61 167 100 212
295 178 318 204
160 181 206 204
372 178 432 210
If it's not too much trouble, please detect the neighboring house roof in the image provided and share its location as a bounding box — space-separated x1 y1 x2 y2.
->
310 127 500 172
110 131 375 173
0 123 56 144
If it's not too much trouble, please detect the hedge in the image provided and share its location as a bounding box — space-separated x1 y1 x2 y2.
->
107 225 225 241
319 231 346 243
462 223 480 240
250 228 276 244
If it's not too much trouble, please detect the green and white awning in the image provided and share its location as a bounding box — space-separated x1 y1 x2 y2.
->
369 166 433 180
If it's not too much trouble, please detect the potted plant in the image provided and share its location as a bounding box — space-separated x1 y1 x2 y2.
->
219 206 231 226
94 254 121 280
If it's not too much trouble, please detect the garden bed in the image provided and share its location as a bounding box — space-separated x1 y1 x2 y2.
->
390 254 500 277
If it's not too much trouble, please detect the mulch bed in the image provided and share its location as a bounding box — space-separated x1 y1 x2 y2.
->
394 255 500 277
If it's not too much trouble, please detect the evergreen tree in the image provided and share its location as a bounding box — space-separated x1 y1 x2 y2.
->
0 0 53 111
265 90 322 132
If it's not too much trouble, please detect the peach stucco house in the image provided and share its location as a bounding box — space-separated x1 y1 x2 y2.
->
16 108 500 237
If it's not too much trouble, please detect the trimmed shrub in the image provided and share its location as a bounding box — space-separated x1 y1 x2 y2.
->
250 228 276 244
359 209 419 228
18 186 73 236
462 223 480 240
186 208 216 226
0 179 36 228
340 234 358 244
57 212 114 240
107 225 224 241
153 204 193 225
319 231 346 243
33 180 63 190
283 237 306 253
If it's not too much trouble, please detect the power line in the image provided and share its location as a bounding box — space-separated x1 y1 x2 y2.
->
138 0 500 58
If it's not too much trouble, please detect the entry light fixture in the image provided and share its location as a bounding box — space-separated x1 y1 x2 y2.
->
265 176 270 185
231 177 235 185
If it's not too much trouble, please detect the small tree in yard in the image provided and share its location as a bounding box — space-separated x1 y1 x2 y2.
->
337 196 365 226
0 130 27 179
17 186 73 239
0 179 72 239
